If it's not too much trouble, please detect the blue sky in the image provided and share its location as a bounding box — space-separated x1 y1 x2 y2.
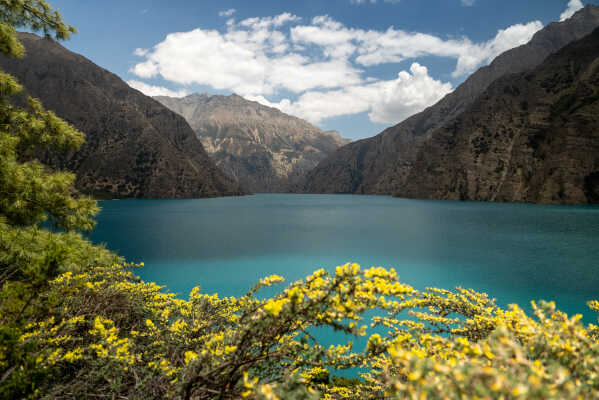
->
47 0 593 140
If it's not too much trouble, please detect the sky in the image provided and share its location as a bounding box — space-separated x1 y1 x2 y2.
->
45 0 593 140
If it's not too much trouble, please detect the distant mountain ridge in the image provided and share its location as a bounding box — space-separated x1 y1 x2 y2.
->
303 5 599 200
396 26 599 203
155 93 350 192
0 32 244 198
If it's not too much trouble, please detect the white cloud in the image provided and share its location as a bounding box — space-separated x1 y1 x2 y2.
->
369 63 453 123
130 12 544 125
239 12 301 29
130 14 361 96
291 16 358 59
127 80 188 97
133 48 148 57
453 21 543 76
461 0 475 6
247 63 452 125
219 8 236 17
290 16 542 77
560 0 584 21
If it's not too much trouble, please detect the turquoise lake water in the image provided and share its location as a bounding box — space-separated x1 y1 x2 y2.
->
91 194 599 322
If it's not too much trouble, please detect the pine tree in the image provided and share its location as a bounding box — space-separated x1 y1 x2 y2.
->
0 1 119 395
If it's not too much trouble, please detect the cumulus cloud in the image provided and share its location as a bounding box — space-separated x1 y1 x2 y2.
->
219 8 236 17
368 63 453 123
127 80 188 97
461 0 475 6
130 14 361 96
133 48 148 57
453 21 543 76
130 12 544 125
247 63 452 124
560 0 584 21
292 15 541 77
239 13 301 29
292 17 541 77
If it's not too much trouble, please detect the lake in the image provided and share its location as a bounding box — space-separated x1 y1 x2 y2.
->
90 194 599 322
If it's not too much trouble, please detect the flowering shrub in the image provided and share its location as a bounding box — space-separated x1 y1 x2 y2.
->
5 262 599 399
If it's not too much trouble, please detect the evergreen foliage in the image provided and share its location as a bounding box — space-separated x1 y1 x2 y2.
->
0 1 119 396
0 2 598 399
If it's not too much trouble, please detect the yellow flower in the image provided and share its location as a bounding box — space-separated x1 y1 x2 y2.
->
63 348 83 363
407 371 420 381
264 298 289 316
184 351 198 364
511 385 528 397
145 319 155 329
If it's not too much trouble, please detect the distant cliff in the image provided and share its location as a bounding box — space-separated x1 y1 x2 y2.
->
304 5 599 200
396 26 599 203
0 33 244 198
155 94 350 192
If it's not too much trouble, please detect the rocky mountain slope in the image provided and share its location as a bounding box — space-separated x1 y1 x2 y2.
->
303 5 599 197
0 33 244 198
396 26 599 203
155 94 350 192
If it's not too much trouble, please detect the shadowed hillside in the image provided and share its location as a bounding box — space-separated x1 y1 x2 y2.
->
0 33 245 198
303 5 599 201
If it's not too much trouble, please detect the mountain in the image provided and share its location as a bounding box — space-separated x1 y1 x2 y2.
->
155 94 350 192
395 26 599 203
303 5 599 196
0 33 244 198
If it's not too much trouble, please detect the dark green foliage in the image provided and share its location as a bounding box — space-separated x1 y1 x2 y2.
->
0 2 121 396
330 376 363 388
0 0 76 40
